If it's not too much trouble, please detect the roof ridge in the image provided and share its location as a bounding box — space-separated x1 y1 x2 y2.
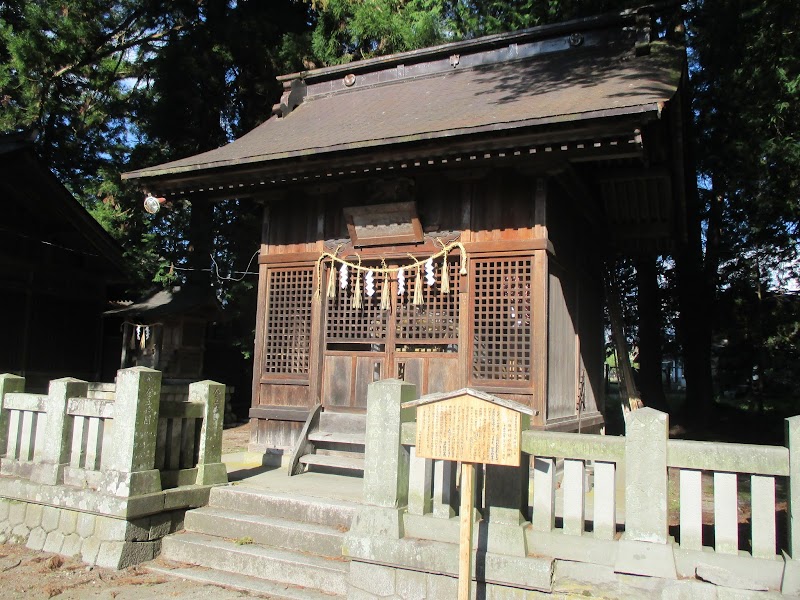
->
277 2 677 84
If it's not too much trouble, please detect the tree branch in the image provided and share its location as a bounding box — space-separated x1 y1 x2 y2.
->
53 23 183 79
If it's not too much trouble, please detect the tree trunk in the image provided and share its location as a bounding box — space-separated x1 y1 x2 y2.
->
636 256 668 411
606 263 642 414
676 185 717 427
672 83 715 427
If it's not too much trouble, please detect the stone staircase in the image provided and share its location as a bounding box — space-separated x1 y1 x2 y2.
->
150 485 360 599
294 411 366 475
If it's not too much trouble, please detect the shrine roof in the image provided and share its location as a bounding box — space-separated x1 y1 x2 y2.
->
123 7 684 191
0 132 129 280
104 284 222 320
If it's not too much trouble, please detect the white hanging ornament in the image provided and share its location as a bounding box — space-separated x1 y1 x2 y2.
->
339 264 349 289
425 257 435 287
139 325 148 350
397 268 405 295
136 325 142 340
365 270 375 297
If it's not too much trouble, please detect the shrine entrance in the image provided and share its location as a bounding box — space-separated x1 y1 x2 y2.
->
320 258 462 410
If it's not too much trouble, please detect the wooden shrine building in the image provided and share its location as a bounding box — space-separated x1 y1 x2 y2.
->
1 132 129 391
124 7 689 462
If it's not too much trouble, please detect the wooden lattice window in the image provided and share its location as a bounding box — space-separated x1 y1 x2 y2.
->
263 267 314 377
326 265 387 343
396 261 460 343
471 258 532 383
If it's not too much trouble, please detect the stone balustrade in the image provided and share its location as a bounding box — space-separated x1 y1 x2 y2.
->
346 378 800 599
0 367 227 568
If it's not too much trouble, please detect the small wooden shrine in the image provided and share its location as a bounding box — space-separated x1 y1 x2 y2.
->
124 7 689 458
104 284 221 381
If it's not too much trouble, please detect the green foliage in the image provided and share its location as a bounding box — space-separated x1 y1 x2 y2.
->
0 1 197 194
308 0 640 66
310 0 445 65
686 0 800 400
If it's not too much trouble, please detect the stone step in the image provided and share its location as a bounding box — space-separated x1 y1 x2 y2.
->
208 486 359 529
308 430 365 446
184 506 345 557
319 411 366 434
162 532 349 596
316 448 366 459
147 563 342 600
299 453 365 473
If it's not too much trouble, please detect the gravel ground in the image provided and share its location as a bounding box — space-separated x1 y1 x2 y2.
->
222 422 251 454
0 544 270 599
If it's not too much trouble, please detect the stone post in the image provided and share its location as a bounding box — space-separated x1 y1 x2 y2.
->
31 377 88 485
782 416 800 595
624 407 668 542
348 378 416 539
100 367 162 497
0 374 25 454
614 407 676 579
482 459 530 556
191 380 228 485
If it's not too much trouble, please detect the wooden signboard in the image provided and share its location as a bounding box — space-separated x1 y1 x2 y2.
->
342 201 423 247
416 394 522 467
403 388 535 600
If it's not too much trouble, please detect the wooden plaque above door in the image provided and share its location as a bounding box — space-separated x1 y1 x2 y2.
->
343 201 424 247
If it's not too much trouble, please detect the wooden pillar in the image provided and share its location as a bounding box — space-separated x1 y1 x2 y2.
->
251 201 271 414
531 178 549 425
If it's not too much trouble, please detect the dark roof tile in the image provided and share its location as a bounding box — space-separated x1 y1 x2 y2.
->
124 42 682 182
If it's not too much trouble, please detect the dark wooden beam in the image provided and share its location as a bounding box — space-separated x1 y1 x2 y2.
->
249 406 310 422
549 163 607 228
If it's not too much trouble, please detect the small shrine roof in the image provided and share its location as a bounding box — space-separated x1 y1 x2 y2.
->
403 387 538 415
104 284 222 320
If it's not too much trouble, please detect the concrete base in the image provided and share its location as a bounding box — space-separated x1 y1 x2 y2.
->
195 462 228 485
676 547 784 591
344 532 554 593
0 471 214 519
614 538 678 579
349 506 405 538
345 553 792 600
348 560 552 600
100 468 162 497
781 557 800 596
0 466 223 569
0 497 185 568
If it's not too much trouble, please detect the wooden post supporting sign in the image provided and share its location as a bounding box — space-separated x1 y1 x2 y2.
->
404 388 535 600
459 461 476 599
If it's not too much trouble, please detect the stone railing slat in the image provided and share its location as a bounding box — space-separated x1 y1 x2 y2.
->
751 474 777 559
532 457 556 532
432 459 457 519
3 393 47 412
562 458 585 536
713 471 739 554
70 416 87 468
521 430 625 463
408 446 432 516
668 439 789 476
85 417 104 470
593 461 616 540
67 397 115 419
678 468 703 550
